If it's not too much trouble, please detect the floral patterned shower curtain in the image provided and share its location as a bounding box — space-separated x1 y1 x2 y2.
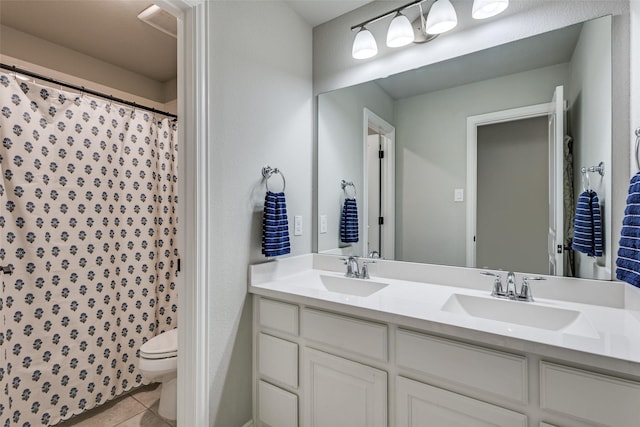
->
0 72 178 426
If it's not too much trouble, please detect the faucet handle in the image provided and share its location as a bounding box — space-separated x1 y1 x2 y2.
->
519 276 545 302
361 260 376 279
481 271 504 297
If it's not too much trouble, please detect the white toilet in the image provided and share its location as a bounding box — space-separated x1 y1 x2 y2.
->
138 328 178 420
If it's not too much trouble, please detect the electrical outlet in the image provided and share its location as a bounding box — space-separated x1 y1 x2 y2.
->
454 188 464 202
294 215 303 236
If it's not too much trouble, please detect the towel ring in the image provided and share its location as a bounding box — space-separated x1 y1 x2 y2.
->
341 180 357 198
262 165 286 192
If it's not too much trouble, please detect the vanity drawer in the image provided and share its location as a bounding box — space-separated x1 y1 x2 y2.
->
258 298 299 336
301 308 388 362
540 361 640 427
258 333 298 389
396 329 528 404
258 380 298 427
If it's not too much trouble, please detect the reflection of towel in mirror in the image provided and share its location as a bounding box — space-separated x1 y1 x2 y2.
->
617 173 640 287
262 191 291 257
340 198 359 243
572 190 603 257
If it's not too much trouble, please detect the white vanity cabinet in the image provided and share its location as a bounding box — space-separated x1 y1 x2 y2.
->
252 294 640 427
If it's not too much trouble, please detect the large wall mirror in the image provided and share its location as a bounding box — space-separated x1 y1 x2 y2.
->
317 15 612 280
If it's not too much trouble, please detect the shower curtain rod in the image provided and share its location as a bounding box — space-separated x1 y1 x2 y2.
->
1 63 178 119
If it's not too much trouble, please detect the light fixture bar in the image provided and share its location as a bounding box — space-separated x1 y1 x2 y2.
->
351 0 426 31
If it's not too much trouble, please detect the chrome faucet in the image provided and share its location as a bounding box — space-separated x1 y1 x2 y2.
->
481 271 544 302
342 256 360 278
341 256 377 279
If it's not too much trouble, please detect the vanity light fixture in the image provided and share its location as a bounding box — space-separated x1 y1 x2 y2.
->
351 0 509 59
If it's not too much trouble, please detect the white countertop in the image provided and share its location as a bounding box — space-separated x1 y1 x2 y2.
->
249 254 640 375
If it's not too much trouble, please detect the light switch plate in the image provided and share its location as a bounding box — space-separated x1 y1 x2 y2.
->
294 215 303 236
454 188 464 202
320 214 328 234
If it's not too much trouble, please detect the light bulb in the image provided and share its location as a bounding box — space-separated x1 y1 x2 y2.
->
386 12 414 48
425 0 458 35
352 27 378 59
472 0 509 19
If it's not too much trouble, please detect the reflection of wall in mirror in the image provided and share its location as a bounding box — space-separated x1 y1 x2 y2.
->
568 17 612 280
395 64 570 267
395 17 611 280
317 82 394 256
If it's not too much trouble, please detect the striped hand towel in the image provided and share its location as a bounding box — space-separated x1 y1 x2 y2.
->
572 190 603 257
340 198 359 243
616 172 640 287
262 191 291 257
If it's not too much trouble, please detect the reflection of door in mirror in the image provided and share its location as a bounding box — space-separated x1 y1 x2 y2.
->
367 132 382 256
364 109 395 259
471 86 566 277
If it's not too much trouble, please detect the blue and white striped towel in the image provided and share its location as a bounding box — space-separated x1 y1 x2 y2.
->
572 190 603 257
262 191 291 257
616 172 640 287
340 198 359 243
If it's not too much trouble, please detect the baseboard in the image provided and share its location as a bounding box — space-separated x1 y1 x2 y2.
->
241 420 254 427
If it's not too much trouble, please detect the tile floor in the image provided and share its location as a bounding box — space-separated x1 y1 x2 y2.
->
55 383 176 427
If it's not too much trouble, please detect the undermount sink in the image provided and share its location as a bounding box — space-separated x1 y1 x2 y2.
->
441 293 599 337
320 275 389 297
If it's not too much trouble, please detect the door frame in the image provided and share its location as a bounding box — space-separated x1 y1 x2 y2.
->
466 102 553 267
363 108 395 259
155 1 209 426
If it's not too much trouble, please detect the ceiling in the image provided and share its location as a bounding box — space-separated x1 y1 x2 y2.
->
285 0 372 27
0 0 371 85
0 0 177 82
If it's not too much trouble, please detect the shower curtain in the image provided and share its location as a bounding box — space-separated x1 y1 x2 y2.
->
0 72 178 426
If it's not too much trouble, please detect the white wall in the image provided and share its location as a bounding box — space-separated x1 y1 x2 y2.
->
205 2 312 425
314 0 630 279
395 64 570 265
317 81 394 255
568 17 612 279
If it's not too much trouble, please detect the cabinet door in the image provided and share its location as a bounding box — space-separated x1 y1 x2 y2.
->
396 377 527 427
303 348 387 427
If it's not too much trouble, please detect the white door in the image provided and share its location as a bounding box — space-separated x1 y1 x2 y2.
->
303 348 387 427
548 85 565 276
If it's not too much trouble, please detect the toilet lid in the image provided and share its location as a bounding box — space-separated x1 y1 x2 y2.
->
140 328 178 359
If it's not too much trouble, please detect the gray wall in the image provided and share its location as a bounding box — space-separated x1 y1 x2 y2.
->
0 25 176 103
477 117 549 274
394 64 570 265
204 2 312 425
317 81 394 255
